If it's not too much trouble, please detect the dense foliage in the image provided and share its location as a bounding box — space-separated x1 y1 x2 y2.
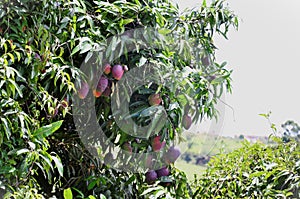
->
192 137 300 198
0 0 239 198
1 1 299 198
282 120 300 143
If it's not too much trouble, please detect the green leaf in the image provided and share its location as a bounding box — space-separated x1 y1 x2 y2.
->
146 109 165 138
125 175 136 186
138 56 147 67
85 51 93 63
39 153 54 171
99 194 106 199
154 190 166 198
1 117 11 139
14 51 21 61
7 53 15 63
158 28 172 35
87 180 97 190
63 188 73 199
121 18 134 26
80 43 92 54
70 187 84 198
71 45 81 56
7 79 23 98
139 106 163 117
33 120 63 138
52 155 64 177
140 186 162 196
16 148 30 155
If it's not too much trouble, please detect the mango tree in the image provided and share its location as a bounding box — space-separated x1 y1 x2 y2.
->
0 0 238 198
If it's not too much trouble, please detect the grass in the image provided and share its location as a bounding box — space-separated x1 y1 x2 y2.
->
175 132 245 180
175 159 207 180
184 132 243 156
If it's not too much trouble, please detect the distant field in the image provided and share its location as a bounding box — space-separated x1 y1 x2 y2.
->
175 159 207 180
175 132 270 180
184 132 243 156
175 132 245 180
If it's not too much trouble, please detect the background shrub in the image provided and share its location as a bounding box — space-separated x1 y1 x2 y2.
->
192 137 300 198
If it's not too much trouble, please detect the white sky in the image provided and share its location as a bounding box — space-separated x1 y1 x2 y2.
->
173 0 300 136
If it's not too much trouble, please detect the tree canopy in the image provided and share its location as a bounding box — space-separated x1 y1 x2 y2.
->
0 0 239 198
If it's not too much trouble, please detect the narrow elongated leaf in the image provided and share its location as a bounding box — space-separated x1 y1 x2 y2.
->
7 79 23 97
52 155 64 177
33 120 63 138
16 148 30 155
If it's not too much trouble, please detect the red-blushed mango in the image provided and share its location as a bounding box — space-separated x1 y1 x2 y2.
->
164 146 181 164
151 135 166 152
93 90 101 98
78 81 89 99
148 93 162 106
156 166 169 177
104 63 112 75
145 170 158 184
102 85 112 97
102 80 112 97
112 64 124 80
182 114 192 130
93 76 108 98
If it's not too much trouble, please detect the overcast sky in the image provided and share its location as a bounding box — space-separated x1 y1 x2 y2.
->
173 0 300 137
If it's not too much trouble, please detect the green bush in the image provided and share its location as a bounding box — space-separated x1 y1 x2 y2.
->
192 137 300 198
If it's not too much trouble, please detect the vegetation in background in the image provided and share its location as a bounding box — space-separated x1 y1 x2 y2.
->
190 115 300 198
192 137 300 198
282 120 300 143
